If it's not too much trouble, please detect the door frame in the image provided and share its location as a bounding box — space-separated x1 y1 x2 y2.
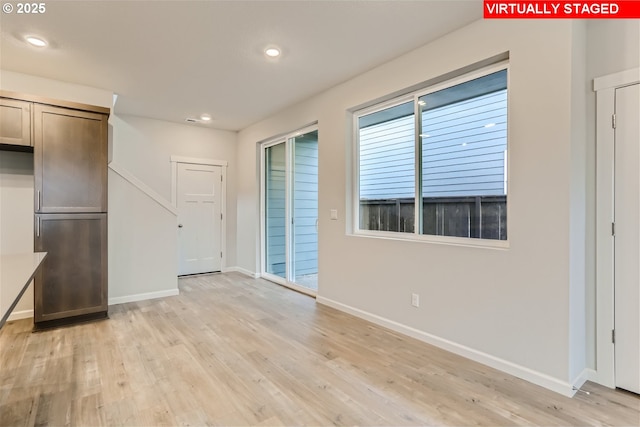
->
594 68 640 387
261 138 290 289
260 124 318 297
170 156 228 273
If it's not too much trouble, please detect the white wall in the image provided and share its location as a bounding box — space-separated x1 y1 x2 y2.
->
587 21 640 79
108 168 179 303
568 21 588 383
584 20 640 369
109 114 238 273
0 70 113 108
0 151 35 318
237 19 587 395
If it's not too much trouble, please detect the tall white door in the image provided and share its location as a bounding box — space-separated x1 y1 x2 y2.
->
177 163 222 276
614 83 640 394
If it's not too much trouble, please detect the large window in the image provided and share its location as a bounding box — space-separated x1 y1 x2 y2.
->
356 66 508 242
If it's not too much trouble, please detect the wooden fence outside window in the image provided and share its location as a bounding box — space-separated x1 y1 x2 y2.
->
359 196 507 240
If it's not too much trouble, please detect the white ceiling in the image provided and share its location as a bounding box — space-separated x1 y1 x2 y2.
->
0 1 483 131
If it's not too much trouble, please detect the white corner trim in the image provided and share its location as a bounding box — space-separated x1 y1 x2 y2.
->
573 368 595 392
593 68 640 91
316 296 578 397
7 309 33 322
108 162 178 216
108 289 179 306
223 266 260 279
170 156 228 167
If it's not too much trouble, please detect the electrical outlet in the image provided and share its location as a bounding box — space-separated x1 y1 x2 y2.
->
411 293 420 307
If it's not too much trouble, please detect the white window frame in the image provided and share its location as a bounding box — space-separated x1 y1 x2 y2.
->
352 61 510 249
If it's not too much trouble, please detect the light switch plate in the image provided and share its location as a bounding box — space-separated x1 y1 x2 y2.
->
330 209 338 220
411 293 420 307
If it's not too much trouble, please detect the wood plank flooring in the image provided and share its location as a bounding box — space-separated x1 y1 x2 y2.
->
1 272 638 426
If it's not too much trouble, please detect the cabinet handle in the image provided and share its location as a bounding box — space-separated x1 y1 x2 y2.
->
37 190 41 211
36 217 40 237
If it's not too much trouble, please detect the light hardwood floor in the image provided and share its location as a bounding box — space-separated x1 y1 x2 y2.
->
1 273 638 426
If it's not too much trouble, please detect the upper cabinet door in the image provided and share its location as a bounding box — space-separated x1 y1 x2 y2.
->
0 98 32 147
34 104 108 213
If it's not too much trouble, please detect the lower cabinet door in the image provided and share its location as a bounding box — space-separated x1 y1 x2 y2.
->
34 213 107 323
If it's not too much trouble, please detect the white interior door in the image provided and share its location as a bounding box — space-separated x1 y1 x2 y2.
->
614 83 640 394
177 163 222 275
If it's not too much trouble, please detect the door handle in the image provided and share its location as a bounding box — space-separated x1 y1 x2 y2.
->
178 224 183 228
36 217 41 237
36 190 41 211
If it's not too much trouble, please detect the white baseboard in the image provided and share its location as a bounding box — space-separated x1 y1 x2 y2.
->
586 366 615 389
222 266 260 279
7 309 33 322
317 296 578 397
109 289 179 306
571 368 593 393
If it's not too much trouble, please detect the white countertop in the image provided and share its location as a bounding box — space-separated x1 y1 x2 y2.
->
0 252 47 328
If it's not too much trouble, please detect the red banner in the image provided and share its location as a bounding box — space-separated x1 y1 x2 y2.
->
484 1 640 18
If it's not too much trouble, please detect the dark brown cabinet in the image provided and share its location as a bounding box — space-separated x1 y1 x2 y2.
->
34 104 108 213
2 91 110 328
0 98 31 147
22 96 110 329
34 214 107 323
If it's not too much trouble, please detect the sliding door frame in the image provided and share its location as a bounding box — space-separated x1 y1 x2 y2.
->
260 124 318 297
261 138 289 288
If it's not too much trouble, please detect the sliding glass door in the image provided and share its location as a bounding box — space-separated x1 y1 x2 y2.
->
291 131 319 289
264 142 287 278
262 127 318 294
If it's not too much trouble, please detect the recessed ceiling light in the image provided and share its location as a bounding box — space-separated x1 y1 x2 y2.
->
265 47 281 58
185 115 213 124
26 36 47 47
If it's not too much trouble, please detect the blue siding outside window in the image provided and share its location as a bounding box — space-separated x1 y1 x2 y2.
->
265 143 286 277
359 113 415 200
422 89 507 197
359 90 507 200
293 139 318 277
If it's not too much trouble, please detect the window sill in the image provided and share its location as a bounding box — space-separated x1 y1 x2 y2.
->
350 229 510 250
